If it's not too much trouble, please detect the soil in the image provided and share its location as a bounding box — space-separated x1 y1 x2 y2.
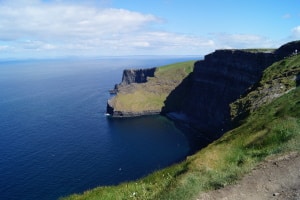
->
196 152 300 200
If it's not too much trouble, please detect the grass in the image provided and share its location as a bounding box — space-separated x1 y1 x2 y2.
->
110 60 195 113
240 48 275 53
62 73 300 200
231 54 300 120
261 54 300 84
157 86 300 200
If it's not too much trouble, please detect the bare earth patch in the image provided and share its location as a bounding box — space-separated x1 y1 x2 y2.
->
197 152 300 200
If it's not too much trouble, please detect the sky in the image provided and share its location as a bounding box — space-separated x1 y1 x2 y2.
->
0 0 300 60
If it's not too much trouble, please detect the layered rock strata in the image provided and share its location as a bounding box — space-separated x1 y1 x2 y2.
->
181 50 278 134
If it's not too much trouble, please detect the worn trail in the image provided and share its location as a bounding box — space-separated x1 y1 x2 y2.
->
197 152 300 200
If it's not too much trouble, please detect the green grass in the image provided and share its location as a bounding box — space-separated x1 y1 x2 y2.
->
62 73 300 200
157 86 300 200
240 48 275 53
110 60 195 113
261 54 300 84
155 61 194 76
231 54 300 120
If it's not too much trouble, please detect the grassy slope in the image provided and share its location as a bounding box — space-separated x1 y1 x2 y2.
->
110 61 194 113
231 54 300 120
62 56 300 200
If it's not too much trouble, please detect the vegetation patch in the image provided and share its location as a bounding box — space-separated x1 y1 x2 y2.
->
231 54 300 121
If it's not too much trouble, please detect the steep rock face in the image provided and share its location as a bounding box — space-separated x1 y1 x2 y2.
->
116 68 156 88
181 50 279 134
181 41 300 134
231 54 300 122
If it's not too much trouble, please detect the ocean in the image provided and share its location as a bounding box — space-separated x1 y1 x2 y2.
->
0 57 199 200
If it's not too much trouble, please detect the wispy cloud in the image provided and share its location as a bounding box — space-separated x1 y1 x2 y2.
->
0 1 158 40
282 13 292 19
0 45 9 51
0 0 290 59
209 33 276 49
0 0 166 58
291 26 300 38
0 0 217 58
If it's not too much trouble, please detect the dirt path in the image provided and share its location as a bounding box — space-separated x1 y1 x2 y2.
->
196 152 300 200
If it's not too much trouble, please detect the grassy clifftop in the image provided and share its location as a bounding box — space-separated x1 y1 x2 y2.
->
62 57 300 200
108 61 194 115
231 54 300 121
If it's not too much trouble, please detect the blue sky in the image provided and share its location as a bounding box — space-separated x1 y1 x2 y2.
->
0 0 299 60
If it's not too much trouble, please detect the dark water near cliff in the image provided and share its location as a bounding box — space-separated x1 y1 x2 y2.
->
0 57 198 200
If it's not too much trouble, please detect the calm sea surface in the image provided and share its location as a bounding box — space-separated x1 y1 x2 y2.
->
0 57 199 200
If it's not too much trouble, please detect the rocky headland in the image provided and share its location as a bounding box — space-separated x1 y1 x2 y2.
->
107 61 194 117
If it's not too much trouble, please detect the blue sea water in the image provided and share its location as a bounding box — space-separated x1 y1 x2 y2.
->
0 57 198 200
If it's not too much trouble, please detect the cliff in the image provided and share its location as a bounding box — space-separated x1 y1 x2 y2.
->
65 41 300 200
107 41 300 135
115 68 156 90
231 53 300 122
166 41 300 135
107 61 195 117
109 68 156 94
180 50 278 134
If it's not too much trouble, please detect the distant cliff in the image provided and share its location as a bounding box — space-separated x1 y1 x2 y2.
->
107 61 194 117
106 41 300 135
108 67 157 116
111 68 156 93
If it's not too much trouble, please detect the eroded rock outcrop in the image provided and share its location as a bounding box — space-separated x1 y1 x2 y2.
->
121 68 156 85
112 68 156 93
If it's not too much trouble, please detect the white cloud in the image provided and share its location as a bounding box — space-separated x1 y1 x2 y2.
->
282 25 300 44
210 33 276 49
0 0 287 59
21 40 57 50
0 1 158 40
0 0 216 58
282 13 292 19
0 0 169 58
0 45 9 51
291 26 300 38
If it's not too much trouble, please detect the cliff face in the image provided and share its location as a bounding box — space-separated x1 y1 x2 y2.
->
115 68 156 90
231 53 300 122
179 41 300 134
180 50 279 134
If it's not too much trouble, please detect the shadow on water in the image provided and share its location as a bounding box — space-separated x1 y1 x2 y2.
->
161 72 217 155
172 121 216 155
105 115 191 160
